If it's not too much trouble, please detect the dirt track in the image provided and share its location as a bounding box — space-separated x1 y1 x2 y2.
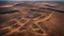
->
0 2 64 36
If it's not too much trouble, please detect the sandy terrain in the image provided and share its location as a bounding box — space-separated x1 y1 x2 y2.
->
0 1 64 36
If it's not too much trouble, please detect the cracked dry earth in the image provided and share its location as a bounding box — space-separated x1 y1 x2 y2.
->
0 2 64 36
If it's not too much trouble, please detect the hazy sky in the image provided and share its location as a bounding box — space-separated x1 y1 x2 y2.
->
0 0 64 1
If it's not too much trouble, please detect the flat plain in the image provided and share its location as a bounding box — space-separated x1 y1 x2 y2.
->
0 1 64 36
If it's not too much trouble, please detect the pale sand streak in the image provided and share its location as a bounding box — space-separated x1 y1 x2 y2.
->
32 12 55 34
3 19 30 36
37 12 55 23
3 11 54 36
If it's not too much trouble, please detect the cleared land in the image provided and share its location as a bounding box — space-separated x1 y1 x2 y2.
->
0 1 64 36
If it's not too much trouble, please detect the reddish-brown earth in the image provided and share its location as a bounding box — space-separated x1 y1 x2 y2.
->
0 2 64 36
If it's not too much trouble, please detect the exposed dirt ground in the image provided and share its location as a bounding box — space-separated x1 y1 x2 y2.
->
0 2 64 36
